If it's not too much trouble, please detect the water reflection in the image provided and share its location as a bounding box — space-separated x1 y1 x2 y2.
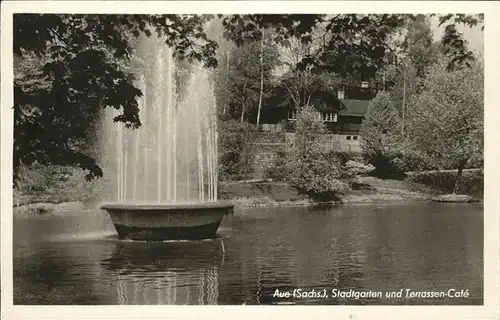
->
100 240 223 304
14 203 483 305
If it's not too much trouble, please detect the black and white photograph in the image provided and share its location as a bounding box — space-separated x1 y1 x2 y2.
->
1 1 498 319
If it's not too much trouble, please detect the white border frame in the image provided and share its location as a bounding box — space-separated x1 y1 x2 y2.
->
1 2 498 319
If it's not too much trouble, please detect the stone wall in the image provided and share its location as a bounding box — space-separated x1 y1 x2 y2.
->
285 133 362 153
250 131 362 179
250 132 286 179
253 131 286 144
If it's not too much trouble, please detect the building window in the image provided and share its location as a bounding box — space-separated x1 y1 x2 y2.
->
289 109 338 122
353 136 358 140
346 136 351 140
322 112 337 122
337 89 345 99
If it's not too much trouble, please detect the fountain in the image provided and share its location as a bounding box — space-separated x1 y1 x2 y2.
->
99 35 233 241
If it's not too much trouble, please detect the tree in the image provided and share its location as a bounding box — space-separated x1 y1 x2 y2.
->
359 91 402 177
256 29 265 126
288 105 345 201
223 14 404 73
207 17 236 116
360 92 401 157
375 15 440 117
273 35 341 113
374 15 443 142
14 14 218 180
435 14 484 71
403 58 483 193
402 14 440 78
223 14 483 75
215 36 280 123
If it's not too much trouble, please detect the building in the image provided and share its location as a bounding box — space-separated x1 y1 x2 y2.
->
253 84 373 178
282 86 373 152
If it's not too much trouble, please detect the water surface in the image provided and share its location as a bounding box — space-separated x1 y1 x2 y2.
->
14 202 483 305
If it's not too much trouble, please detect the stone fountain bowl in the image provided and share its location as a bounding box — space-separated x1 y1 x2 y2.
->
100 202 234 241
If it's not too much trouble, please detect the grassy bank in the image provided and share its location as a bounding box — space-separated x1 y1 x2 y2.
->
219 176 435 208
13 164 481 215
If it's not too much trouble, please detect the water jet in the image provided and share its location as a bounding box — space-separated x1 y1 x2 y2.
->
99 35 233 241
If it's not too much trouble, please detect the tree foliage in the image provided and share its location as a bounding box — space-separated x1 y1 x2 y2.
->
401 14 440 78
435 14 484 71
375 14 439 98
14 14 218 180
359 91 405 178
272 36 341 113
404 59 483 166
288 106 345 201
13 13 483 183
218 120 255 181
222 14 407 78
213 35 280 123
360 91 401 158
403 58 483 192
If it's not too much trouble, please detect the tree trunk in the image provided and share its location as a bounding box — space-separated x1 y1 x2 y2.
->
240 103 245 124
256 30 264 128
240 80 248 124
452 158 468 194
383 70 386 91
223 51 230 115
401 75 406 134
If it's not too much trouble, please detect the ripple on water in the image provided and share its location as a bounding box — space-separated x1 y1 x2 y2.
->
48 231 119 242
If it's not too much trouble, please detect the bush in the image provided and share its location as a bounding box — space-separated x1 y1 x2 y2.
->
366 152 406 179
289 152 346 201
15 163 49 193
218 120 256 181
265 151 290 181
15 163 75 193
283 119 296 132
14 163 105 205
325 150 351 165
406 169 483 197
391 150 436 173
288 106 346 201
344 160 375 178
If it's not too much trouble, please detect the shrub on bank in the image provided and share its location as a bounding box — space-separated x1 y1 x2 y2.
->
391 149 437 173
406 169 483 197
326 150 352 165
290 152 347 201
265 150 365 183
365 152 406 179
288 106 346 201
264 150 289 181
344 160 375 178
15 163 73 193
14 163 105 205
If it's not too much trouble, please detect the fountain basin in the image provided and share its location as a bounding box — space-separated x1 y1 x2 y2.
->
100 202 234 241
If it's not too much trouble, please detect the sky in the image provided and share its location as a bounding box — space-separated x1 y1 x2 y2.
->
429 16 484 55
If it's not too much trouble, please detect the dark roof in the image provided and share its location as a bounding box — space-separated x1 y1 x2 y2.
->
338 99 370 117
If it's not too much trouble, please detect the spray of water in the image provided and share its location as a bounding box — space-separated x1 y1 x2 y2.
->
99 36 218 204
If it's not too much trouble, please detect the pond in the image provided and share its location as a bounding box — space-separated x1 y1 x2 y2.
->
13 202 483 305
